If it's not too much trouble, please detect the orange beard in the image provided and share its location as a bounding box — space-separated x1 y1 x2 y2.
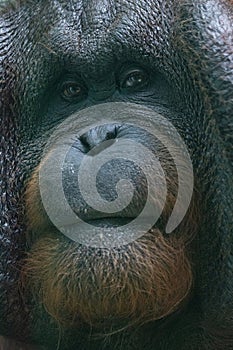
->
21 230 192 331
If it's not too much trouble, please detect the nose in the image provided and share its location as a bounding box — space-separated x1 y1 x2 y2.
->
79 124 121 152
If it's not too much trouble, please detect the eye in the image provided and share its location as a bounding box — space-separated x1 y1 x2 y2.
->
60 81 88 102
119 68 150 92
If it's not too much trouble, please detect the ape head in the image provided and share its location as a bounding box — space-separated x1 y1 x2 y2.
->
0 1 232 350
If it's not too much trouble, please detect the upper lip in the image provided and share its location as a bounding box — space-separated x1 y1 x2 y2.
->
73 207 136 221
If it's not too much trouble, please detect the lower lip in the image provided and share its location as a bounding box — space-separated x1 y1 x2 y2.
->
84 217 135 228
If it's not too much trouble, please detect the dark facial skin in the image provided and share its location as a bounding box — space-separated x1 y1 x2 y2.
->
0 1 232 349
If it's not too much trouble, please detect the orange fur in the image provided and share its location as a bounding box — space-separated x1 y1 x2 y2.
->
21 159 198 331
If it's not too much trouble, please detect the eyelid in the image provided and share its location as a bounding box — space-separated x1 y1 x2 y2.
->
120 66 147 79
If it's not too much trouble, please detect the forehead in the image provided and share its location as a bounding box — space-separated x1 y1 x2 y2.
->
54 0 171 26
45 0 173 69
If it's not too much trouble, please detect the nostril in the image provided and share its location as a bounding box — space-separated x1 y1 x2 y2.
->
79 124 121 153
106 125 118 140
79 134 91 152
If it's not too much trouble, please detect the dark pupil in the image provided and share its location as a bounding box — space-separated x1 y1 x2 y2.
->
66 85 81 96
125 72 144 88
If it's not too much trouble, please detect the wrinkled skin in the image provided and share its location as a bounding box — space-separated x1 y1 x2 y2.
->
0 0 233 349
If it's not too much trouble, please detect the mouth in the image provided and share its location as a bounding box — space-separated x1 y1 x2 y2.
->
58 214 157 248
84 217 136 227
